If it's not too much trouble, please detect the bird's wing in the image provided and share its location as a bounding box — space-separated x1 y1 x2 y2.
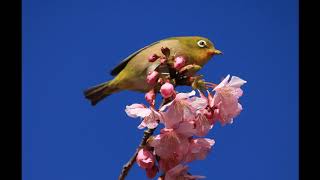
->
110 41 160 76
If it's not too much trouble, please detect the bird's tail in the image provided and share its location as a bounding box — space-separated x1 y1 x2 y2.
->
84 81 119 106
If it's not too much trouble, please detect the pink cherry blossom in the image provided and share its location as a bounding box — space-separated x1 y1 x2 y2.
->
125 104 160 129
193 113 213 136
213 75 246 125
149 128 189 159
165 164 205 180
187 90 217 134
146 70 159 85
199 90 215 110
159 91 209 136
189 95 208 112
137 108 161 129
160 91 198 128
136 148 156 169
123 73 247 179
174 121 197 137
174 56 186 70
125 104 151 118
183 138 215 163
160 82 175 99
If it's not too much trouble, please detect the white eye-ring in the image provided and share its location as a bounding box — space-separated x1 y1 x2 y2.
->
197 40 207 48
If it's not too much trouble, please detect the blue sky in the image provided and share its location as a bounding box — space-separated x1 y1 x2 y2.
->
22 0 298 179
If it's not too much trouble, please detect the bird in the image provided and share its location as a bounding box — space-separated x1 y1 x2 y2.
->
84 36 222 106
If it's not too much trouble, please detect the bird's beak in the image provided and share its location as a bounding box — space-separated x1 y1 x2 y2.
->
208 49 223 56
214 49 222 55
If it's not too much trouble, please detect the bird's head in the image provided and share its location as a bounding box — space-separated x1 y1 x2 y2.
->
177 36 222 66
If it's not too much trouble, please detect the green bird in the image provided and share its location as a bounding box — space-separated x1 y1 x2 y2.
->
84 36 222 105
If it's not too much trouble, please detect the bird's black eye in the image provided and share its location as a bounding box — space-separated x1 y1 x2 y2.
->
197 40 207 48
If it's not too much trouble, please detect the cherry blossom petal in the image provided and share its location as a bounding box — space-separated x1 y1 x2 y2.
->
213 74 230 90
175 121 196 137
174 56 186 70
159 91 196 112
146 71 159 85
184 138 215 163
194 114 213 136
138 109 161 129
125 104 151 118
149 129 189 159
227 76 247 88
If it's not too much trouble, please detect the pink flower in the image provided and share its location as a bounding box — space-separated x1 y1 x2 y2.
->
160 82 175 99
145 89 156 106
189 95 209 112
188 91 216 135
146 71 159 85
149 128 189 159
148 54 159 62
174 56 186 70
165 164 205 180
159 91 196 128
174 121 197 137
193 113 213 136
125 104 160 129
146 165 158 178
199 90 215 110
138 108 161 129
160 91 206 129
213 75 247 125
214 75 247 91
136 148 156 169
183 138 215 163
125 104 151 118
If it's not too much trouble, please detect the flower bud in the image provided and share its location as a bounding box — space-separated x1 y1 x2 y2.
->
146 71 159 85
174 56 186 70
136 148 155 169
160 82 175 98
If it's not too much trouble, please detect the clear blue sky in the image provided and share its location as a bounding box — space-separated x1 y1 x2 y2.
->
22 0 298 179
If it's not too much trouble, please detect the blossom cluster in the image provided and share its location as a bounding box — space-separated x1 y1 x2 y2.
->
125 48 246 179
